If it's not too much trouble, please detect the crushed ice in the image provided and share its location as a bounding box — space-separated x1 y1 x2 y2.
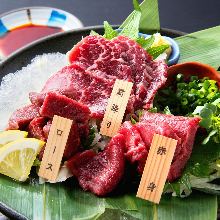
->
0 53 67 130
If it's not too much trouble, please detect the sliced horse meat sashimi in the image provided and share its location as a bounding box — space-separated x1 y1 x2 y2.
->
7 104 40 130
39 122 81 160
68 35 167 109
67 134 125 196
40 92 91 123
135 121 181 175
5 34 197 195
30 35 167 119
119 121 147 163
28 117 48 141
139 112 200 181
119 112 200 181
30 64 115 119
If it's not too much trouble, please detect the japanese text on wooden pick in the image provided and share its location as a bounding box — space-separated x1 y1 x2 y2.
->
38 115 72 181
100 79 133 137
137 134 177 204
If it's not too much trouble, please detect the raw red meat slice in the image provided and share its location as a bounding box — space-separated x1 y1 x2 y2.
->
39 122 81 160
68 35 167 109
43 120 52 138
28 117 48 141
139 111 200 181
119 121 147 163
68 35 134 81
30 35 167 119
119 120 181 175
7 104 40 130
135 121 181 174
40 92 91 123
112 36 168 109
30 65 119 119
67 134 125 196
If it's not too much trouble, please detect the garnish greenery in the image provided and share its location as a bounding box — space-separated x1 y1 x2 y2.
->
33 158 41 167
147 45 170 59
91 0 170 59
103 21 118 39
165 139 220 197
81 126 96 149
155 74 220 197
155 74 220 115
193 102 220 144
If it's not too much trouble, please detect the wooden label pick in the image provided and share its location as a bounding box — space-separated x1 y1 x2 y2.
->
100 79 133 137
38 115 72 181
136 134 177 204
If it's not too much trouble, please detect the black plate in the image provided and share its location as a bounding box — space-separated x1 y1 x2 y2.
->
0 26 185 220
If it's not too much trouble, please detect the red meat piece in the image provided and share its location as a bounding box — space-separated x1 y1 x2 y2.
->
119 121 147 163
40 92 90 123
43 120 51 139
7 104 40 130
135 121 181 175
139 112 200 181
67 134 125 196
28 117 48 141
39 122 81 160
68 35 167 109
30 35 167 119
29 64 129 119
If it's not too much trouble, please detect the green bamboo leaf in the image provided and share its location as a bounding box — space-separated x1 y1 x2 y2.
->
175 26 220 69
0 174 217 220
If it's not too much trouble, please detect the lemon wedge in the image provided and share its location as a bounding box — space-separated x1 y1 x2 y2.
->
0 138 44 181
0 130 28 147
151 33 172 57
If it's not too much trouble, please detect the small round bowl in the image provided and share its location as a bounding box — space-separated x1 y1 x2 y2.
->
139 33 180 66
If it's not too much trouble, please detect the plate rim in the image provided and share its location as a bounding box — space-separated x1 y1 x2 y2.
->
0 25 186 68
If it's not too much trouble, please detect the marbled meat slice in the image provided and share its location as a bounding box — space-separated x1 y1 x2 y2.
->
67 134 125 196
7 104 40 130
40 91 91 123
30 64 121 119
139 111 200 181
68 35 167 109
28 117 48 141
39 122 81 160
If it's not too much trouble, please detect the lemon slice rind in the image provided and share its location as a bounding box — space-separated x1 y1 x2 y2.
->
0 138 44 181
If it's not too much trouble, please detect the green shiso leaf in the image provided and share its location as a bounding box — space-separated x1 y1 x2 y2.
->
90 30 100 36
136 35 155 49
121 0 160 33
103 21 118 39
119 0 142 40
147 44 169 59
